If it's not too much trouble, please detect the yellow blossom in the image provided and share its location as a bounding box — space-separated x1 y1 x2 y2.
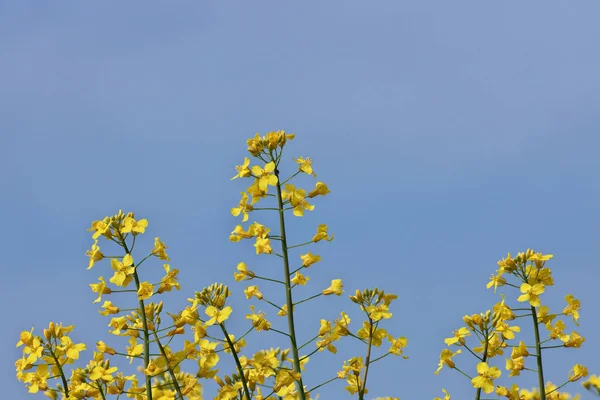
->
137 282 154 300
293 156 316 176
444 327 470 346
312 224 334 242
322 279 344 296
233 262 255 282
568 364 588 382
86 240 104 269
90 277 111 304
435 349 461 375
231 157 252 180
291 272 309 286
471 362 501 394
253 237 272 255
109 254 135 288
99 301 120 316
563 294 580 325
244 285 263 300
151 237 169 260
205 306 232 326
300 252 321 267
231 192 254 222
517 283 545 307
120 216 148 235
308 181 330 198
251 162 278 191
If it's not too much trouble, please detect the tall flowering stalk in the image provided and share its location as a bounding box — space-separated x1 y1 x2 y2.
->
15 131 408 399
435 249 589 399
229 131 407 399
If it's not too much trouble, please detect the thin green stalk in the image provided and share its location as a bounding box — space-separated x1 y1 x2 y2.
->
274 166 306 400
47 344 70 397
475 326 489 400
531 306 546 398
294 293 323 306
220 324 252 400
152 330 184 400
358 318 374 400
121 235 153 400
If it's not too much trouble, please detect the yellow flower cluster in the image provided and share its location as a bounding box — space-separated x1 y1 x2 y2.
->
436 249 591 399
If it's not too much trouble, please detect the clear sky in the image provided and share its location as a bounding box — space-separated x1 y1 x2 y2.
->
2 1 600 399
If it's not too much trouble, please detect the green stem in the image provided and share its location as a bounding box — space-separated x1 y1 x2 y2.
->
358 318 374 400
96 381 107 400
475 326 489 400
152 330 184 400
294 293 323 306
306 376 339 393
121 235 153 400
47 344 70 397
287 241 314 249
220 323 252 400
274 166 307 400
531 306 546 398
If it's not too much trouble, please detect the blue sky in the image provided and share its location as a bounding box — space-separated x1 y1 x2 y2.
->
2 1 600 399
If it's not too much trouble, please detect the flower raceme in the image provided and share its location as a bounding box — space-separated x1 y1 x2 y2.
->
21 133 600 400
436 249 591 399
13 133 409 400
228 132 407 400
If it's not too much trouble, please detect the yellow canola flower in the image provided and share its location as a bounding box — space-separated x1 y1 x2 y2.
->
563 331 585 348
435 349 461 375
282 184 315 217
157 264 180 293
312 224 334 242
444 327 470 346
322 279 344 296
495 384 520 399
88 219 112 240
247 133 265 156
517 283 545 307
291 272 309 286
251 162 278 191
583 375 600 395
563 294 581 325
96 341 116 355
205 306 232 326
231 157 252 180
366 304 392 321
231 192 254 222
293 156 316 177
86 240 104 269
308 181 330 198
244 285 263 300
58 336 86 360
254 237 272 255
506 356 525 377
152 237 169 261
388 336 408 357
568 364 588 382
109 254 135 288
300 251 321 267
357 321 388 347
137 282 154 300
495 321 521 340
434 389 451 400
234 262 255 281
90 277 111 304
246 306 271 331
471 362 501 394
120 216 148 235
99 301 120 316
486 272 506 293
